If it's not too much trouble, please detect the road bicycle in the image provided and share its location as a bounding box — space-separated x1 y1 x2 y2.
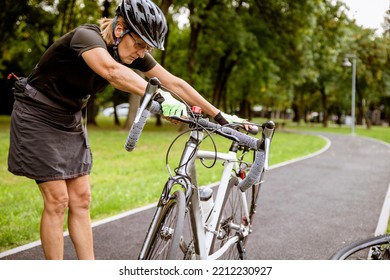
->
125 78 275 260
330 234 390 260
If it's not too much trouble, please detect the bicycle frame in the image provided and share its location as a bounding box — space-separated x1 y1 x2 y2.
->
195 148 251 260
139 129 254 260
130 78 274 260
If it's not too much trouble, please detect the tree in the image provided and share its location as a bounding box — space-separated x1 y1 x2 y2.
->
352 29 389 127
1 0 389 127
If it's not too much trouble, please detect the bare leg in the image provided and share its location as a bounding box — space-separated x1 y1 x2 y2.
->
67 175 95 260
38 180 69 260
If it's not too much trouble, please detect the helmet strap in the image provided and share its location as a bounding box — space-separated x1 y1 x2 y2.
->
112 16 130 63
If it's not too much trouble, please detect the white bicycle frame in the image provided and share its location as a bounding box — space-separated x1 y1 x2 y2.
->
179 130 252 260
131 80 274 260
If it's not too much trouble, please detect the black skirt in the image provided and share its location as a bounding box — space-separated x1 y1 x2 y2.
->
8 100 92 182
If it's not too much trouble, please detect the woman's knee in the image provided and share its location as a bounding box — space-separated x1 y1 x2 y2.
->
39 182 69 215
67 176 92 210
47 197 69 216
70 189 92 210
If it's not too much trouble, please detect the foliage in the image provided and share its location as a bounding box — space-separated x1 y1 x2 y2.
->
0 0 389 123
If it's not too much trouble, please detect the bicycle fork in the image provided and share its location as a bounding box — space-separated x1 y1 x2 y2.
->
138 130 203 259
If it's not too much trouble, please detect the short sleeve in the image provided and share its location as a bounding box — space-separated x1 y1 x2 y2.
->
70 25 107 57
128 53 157 72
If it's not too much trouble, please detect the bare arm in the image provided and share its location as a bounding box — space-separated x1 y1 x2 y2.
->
145 63 220 117
82 47 219 117
81 47 148 96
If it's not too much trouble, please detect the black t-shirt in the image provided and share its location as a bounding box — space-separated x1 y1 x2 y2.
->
27 24 157 111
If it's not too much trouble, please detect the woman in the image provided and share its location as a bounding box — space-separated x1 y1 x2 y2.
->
8 0 244 260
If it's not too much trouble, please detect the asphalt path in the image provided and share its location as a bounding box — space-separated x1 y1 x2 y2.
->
2 132 390 260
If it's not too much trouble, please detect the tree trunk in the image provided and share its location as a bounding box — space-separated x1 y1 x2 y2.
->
212 52 238 110
66 0 76 32
238 99 252 120
60 0 76 34
112 89 122 126
187 0 218 84
159 0 173 67
188 1 200 84
102 0 111 18
86 94 99 126
356 89 371 129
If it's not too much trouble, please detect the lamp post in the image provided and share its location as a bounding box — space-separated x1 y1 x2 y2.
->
342 54 356 136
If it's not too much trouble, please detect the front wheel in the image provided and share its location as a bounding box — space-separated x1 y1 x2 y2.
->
142 190 186 259
330 235 390 260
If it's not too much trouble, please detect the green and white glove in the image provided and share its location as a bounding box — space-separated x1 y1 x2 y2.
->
221 112 245 124
214 111 245 125
156 89 188 118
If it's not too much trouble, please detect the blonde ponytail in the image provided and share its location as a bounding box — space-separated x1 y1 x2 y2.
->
99 16 127 46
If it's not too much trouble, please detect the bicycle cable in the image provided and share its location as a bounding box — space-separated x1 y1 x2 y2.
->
158 85 250 179
165 125 219 179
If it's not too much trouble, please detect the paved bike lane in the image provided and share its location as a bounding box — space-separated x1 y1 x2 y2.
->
2 132 390 260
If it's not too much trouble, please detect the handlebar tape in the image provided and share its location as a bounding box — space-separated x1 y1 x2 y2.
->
125 93 161 152
238 150 265 192
125 106 151 152
196 118 261 150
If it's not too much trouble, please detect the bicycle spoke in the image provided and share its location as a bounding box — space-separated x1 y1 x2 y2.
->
141 191 185 260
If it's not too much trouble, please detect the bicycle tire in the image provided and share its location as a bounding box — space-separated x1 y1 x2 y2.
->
330 235 390 260
211 175 262 260
143 190 186 260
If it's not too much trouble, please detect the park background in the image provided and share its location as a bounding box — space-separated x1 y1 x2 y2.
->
0 0 389 253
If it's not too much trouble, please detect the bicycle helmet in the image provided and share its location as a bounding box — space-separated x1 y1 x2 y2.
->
116 0 168 50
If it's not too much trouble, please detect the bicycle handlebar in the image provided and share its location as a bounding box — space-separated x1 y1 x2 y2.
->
124 78 161 152
126 100 264 151
125 79 275 192
238 150 265 192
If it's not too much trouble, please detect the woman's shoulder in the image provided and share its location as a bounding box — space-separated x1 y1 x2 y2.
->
73 24 102 40
76 24 101 33
70 24 107 53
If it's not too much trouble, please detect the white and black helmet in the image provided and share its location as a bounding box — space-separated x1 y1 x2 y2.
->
116 0 168 50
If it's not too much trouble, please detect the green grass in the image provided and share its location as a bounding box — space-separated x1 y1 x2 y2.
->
283 120 390 144
1 115 388 252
